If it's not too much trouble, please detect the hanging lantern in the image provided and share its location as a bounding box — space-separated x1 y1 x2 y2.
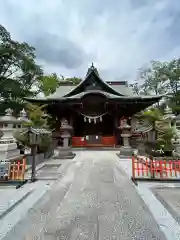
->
89 118 91 123
100 116 102 122
94 118 96 124
84 117 86 122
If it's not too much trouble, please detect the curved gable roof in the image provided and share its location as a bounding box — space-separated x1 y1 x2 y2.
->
63 64 129 97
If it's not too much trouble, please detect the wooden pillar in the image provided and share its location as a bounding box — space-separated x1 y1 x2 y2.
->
113 115 118 146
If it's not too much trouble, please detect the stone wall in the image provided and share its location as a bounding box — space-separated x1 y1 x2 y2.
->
26 150 54 166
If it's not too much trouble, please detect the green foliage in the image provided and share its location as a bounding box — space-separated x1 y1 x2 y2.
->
140 61 168 95
64 77 82 84
162 59 180 114
130 58 180 114
14 103 52 153
14 131 52 153
157 128 175 151
25 103 49 128
130 61 168 96
38 73 61 96
0 24 43 114
37 134 52 153
141 108 162 124
38 74 82 96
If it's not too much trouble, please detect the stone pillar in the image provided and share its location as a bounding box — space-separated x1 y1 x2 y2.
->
63 137 69 148
53 118 75 159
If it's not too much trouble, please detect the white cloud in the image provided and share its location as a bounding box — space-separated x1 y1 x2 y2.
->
1 0 180 81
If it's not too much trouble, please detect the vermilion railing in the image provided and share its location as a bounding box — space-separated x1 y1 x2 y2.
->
9 158 26 180
132 156 180 181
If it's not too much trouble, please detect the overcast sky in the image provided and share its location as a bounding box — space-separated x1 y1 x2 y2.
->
1 0 180 82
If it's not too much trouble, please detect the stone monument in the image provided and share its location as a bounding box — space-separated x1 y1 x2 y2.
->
0 108 23 161
172 113 180 156
117 118 133 157
54 118 75 159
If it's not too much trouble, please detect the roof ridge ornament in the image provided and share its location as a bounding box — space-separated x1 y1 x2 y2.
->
86 63 99 76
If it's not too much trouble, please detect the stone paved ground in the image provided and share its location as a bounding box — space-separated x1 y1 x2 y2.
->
152 187 180 225
2 151 166 240
118 156 180 239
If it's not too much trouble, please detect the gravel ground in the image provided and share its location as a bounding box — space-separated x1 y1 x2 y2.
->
2 151 166 239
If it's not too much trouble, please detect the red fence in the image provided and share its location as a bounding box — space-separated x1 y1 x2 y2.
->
10 158 26 181
132 156 180 181
0 157 26 181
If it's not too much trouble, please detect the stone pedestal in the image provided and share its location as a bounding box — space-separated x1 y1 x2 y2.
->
0 143 22 161
117 119 133 157
54 118 75 159
0 109 23 162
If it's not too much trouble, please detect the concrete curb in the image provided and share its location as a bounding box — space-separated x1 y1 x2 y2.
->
0 190 33 220
152 187 180 226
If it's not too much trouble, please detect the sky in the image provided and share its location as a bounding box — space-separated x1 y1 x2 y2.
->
1 0 180 82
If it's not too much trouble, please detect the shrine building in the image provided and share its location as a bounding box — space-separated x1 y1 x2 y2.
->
25 64 162 148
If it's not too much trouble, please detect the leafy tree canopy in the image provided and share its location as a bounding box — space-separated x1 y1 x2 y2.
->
130 59 180 114
0 24 43 114
25 103 49 128
38 74 82 96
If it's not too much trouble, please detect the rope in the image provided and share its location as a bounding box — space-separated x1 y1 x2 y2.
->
79 111 108 119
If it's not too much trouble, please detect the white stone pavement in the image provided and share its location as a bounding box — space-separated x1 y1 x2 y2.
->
1 151 180 239
2 151 166 239
118 155 180 240
0 157 71 240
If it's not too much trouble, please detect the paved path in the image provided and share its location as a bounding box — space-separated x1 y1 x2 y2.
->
3 151 166 239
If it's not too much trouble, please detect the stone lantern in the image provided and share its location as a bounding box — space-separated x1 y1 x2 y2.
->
163 105 176 127
17 109 31 125
0 108 23 161
118 118 133 156
54 118 75 159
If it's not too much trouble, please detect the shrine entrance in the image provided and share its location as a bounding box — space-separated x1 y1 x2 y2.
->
72 92 115 147
72 112 115 147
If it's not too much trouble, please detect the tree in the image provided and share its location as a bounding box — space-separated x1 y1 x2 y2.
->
38 74 82 96
162 59 180 113
139 61 168 95
38 73 61 96
14 103 52 154
129 82 141 95
0 25 43 113
64 77 81 84
25 103 49 128
141 108 163 142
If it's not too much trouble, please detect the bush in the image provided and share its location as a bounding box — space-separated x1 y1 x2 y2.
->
14 131 52 154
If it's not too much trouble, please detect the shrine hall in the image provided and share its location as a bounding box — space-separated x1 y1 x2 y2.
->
25 64 162 147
